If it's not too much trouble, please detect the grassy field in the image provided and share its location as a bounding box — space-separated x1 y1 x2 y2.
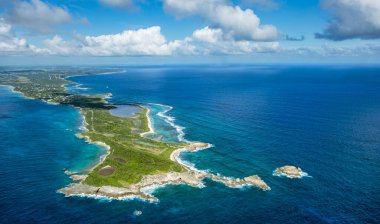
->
81 108 186 187
0 69 186 187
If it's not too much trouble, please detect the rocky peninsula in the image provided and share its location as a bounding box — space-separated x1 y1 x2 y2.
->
0 69 271 202
60 140 270 201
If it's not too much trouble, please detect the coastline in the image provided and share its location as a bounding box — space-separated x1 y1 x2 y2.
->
0 84 34 100
1 72 271 202
59 83 270 201
151 103 187 142
60 140 270 202
140 107 155 137
75 131 111 174
0 84 60 105
61 104 270 201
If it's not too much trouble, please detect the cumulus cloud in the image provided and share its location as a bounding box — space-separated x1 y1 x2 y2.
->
2 19 379 59
41 26 279 56
43 35 79 55
41 26 172 56
192 26 224 43
185 26 280 55
316 0 380 40
163 0 280 41
0 19 46 55
4 0 72 34
0 19 177 56
99 0 140 10
79 26 173 56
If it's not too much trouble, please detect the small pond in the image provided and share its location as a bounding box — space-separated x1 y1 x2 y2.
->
109 105 142 118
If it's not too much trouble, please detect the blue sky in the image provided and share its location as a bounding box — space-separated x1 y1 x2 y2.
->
0 0 379 65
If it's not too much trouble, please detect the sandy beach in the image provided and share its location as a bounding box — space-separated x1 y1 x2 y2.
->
140 107 155 137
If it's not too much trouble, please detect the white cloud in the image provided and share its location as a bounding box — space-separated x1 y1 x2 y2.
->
164 0 279 41
192 26 224 43
79 26 172 56
4 19 378 59
5 0 72 34
0 22 179 56
43 35 78 55
316 0 380 40
43 26 173 56
0 19 46 55
39 25 280 56
187 26 280 55
2 19 379 59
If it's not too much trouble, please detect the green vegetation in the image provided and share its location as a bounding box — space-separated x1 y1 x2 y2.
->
0 69 186 187
81 108 185 187
0 69 113 108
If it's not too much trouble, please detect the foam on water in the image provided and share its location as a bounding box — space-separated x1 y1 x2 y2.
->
64 193 154 203
149 103 189 143
74 84 89 90
273 170 311 179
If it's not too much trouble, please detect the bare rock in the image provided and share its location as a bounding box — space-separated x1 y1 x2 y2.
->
273 165 307 178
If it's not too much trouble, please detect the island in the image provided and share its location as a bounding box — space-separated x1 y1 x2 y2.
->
0 69 270 201
273 165 308 179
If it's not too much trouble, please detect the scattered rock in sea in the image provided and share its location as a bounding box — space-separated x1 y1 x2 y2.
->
273 165 307 178
75 133 84 139
210 174 271 190
64 170 78 176
184 142 209 151
133 210 142 216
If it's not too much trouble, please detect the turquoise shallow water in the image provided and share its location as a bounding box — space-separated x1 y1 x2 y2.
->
1 65 380 223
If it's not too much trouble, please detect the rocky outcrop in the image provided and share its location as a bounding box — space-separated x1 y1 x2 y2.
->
209 174 270 190
70 174 88 181
273 165 307 178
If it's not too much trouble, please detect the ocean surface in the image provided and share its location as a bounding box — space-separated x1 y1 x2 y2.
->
1 65 380 223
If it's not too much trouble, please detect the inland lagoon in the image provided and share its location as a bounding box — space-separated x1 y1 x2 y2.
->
109 105 143 118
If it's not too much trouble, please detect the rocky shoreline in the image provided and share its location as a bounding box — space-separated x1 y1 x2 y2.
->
1 74 272 201
59 142 270 201
56 80 271 201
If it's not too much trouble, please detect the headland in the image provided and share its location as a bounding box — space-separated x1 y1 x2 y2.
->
0 69 270 202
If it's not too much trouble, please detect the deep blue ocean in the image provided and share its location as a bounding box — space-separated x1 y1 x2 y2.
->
1 65 380 223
